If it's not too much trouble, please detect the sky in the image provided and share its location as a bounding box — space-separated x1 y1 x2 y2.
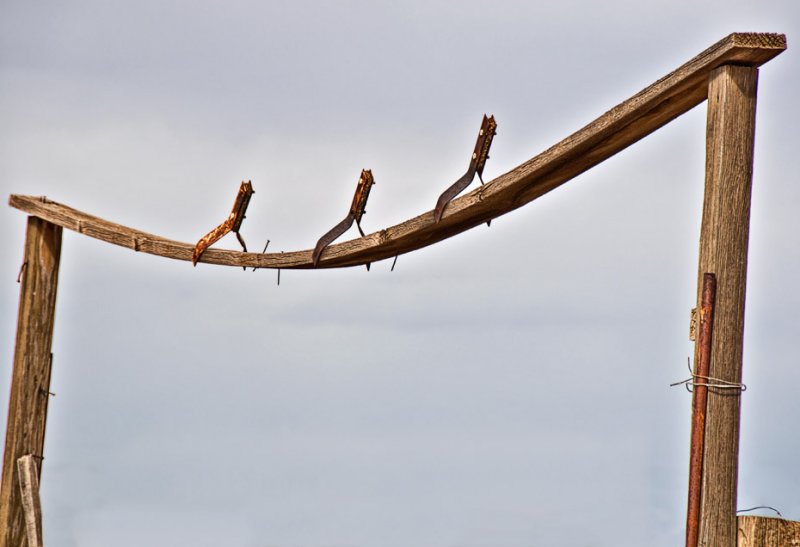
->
1 1 798 546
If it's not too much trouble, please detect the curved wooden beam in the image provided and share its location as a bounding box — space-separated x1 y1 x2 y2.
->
8 33 785 270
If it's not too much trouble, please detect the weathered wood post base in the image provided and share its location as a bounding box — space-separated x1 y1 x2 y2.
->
695 65 758 546
0 217 62 547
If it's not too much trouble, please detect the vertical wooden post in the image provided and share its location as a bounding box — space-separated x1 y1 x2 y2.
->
0 217 62 547
696 65 758 546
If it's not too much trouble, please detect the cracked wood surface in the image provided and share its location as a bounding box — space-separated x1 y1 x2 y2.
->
8 33 786 270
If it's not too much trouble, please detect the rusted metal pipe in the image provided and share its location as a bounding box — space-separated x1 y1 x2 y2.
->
686 272 717 547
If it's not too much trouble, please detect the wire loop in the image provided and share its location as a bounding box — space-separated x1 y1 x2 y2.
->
670 357 746 392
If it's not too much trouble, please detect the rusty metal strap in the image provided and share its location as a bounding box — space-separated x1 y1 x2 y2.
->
192 181 254 266
312 170 374 266
434 114 497 223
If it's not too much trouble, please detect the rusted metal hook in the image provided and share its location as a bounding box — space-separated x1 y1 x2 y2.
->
312 169 375 267
192 181 255 267
434 114 497 223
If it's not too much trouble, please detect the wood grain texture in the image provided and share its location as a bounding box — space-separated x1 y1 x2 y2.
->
6 33 786 270
15 456 43 547
0 218 61 547
696 65 759 547
738 516 800 546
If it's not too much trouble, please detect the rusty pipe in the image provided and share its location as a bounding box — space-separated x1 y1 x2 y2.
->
686 272 717 547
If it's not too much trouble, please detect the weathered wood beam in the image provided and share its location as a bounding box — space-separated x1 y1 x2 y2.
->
695 65 758 547
8 33 785 270
0 217 62 547
737 515 800 546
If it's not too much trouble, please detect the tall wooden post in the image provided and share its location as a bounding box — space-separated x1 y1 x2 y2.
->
695 65 758 546
0 217 62 547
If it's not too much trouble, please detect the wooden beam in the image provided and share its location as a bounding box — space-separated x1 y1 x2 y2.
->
737 516 800 546
696 65 758 547
0 217 62 547
15 456 43 547
8 33 785 270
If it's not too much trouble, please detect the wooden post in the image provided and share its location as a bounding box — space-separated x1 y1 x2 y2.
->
0 217 62 547
737 516 800 546
16 456 43 547
695 65 758 546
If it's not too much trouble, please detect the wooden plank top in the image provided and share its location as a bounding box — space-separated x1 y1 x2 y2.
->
8 33 786 270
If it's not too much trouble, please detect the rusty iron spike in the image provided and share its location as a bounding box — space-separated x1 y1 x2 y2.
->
434 114 497 223
312 170 375 267
192 180 254 266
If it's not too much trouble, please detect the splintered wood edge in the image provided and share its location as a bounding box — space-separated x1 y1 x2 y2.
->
8 32 786 270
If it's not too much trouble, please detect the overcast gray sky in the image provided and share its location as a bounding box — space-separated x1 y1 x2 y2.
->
1 1 798 546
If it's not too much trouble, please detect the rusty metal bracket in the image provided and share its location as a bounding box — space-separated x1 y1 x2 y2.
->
434 114 497 223
312 169 375 267
192 181 255 266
